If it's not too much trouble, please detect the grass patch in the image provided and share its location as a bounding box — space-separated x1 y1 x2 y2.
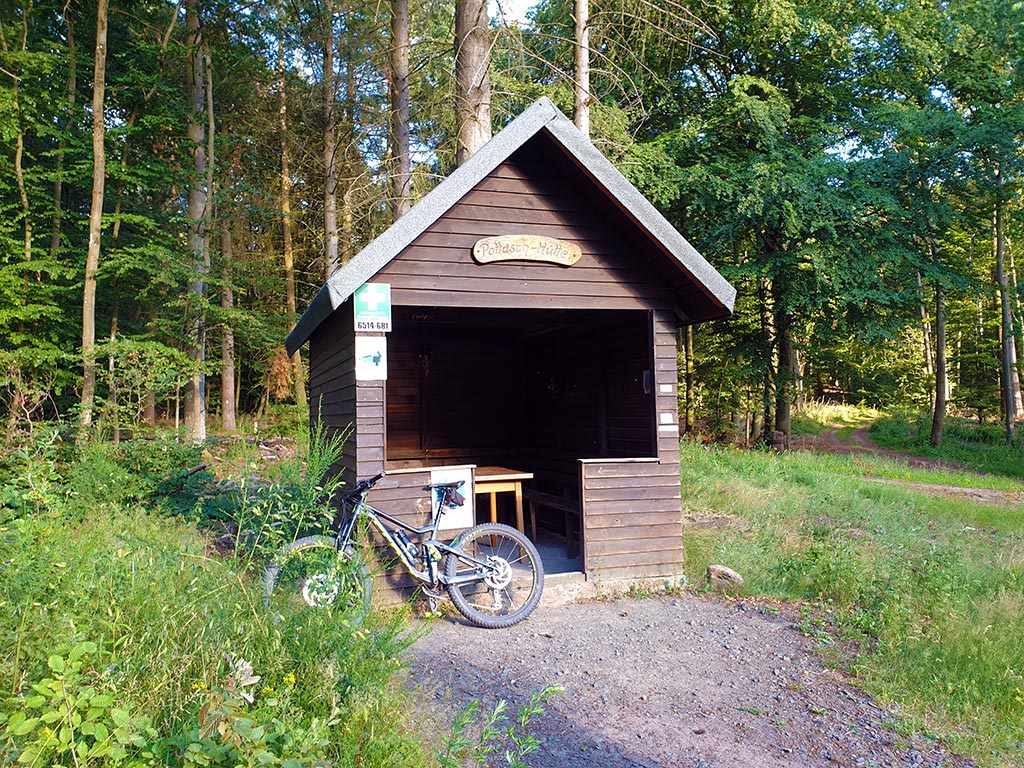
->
792 401 882 436
679 439 1024 766
0 506 424 766
872 412 1024 480
1 428 563 766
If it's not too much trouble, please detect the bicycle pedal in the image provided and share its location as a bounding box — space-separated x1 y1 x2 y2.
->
426 594 441 615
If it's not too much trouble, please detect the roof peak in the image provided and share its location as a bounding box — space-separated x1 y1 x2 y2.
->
286 97 734 355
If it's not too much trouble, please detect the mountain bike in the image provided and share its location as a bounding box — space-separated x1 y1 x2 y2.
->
262 472 544 629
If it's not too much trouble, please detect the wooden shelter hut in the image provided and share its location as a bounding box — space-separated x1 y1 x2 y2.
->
286 98 735 586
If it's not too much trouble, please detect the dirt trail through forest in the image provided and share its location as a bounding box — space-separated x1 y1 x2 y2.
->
793 427 1023 506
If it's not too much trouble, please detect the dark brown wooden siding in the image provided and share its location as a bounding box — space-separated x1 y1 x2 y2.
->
580 458 683 579
652 310 682 463
385 327 526 464
377 150 678 314
309 303 357 490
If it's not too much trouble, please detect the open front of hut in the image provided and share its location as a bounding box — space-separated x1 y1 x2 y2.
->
286 98 736 591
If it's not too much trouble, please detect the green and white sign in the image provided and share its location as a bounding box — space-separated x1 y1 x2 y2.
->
354 283 392 332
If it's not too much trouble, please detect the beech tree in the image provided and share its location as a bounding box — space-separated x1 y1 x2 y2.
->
184 0 208 442
390 0 411 219
79 0 109 430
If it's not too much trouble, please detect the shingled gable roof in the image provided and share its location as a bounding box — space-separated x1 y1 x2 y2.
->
285 97 736 356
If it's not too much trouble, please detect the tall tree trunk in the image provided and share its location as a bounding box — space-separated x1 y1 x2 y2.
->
278 12 306 408
185 0 208 442
774 326 795 448
930 282 947 448
454 0 492 165
390 0 411 219
323 0 339 279
220 219 236 432
50 6 75 259
203 50 216 427
995 187 1020 441
772 277 795 448
916 270 934 409
341 72 357 265
108 292 119 443
573 0 590 138
757 276 773 443
794 349 805 410
80 0 109 430
1010 244 1024 394
143 309 157 427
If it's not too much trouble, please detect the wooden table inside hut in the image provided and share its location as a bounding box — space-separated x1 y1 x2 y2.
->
473 466 533 534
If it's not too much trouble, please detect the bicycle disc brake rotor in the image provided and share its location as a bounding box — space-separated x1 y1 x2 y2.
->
483 556 513 591
302 573 341 606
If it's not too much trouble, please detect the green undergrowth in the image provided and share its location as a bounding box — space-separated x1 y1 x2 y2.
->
1 427 560 766
0 506 424 766
679 439 1024 767
872 412 1024 480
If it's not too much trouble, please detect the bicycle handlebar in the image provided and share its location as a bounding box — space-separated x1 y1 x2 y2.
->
352 471 386 495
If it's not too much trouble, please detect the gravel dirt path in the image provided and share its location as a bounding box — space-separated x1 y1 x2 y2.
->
792 427 1023 506
792 427 959 471
408 595 972 768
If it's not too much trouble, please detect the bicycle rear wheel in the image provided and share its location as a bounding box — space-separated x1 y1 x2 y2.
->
445 523 544 629
262 536 371 621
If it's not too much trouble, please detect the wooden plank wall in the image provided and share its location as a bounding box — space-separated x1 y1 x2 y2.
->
652 311 683 462
579 309 683 579
580 459 683 579
309 303 357 490
603 312 656 458
377 151 679 314
385 329 525 463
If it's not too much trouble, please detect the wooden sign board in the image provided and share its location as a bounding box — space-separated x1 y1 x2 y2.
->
473 235 582 267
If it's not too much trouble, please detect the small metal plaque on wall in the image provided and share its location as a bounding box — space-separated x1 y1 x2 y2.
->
472 235 582 266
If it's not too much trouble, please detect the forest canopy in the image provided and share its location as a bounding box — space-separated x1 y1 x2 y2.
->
1 0 1022 445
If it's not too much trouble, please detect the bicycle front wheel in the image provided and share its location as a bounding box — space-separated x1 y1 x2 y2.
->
445 523 544 629
262 536 371 621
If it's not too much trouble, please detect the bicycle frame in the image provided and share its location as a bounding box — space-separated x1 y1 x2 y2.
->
333 486 492 587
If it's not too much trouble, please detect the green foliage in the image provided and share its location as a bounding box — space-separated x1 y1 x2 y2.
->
679 439 1024 764
0 497 423 767
0 426 69 520
438 686 564 768
231 420 351 556
177 657 338 768
1 642 158 766
91 338 198 437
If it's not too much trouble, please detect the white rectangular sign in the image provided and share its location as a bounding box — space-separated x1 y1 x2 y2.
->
431 467 474 531
355 336 387 381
